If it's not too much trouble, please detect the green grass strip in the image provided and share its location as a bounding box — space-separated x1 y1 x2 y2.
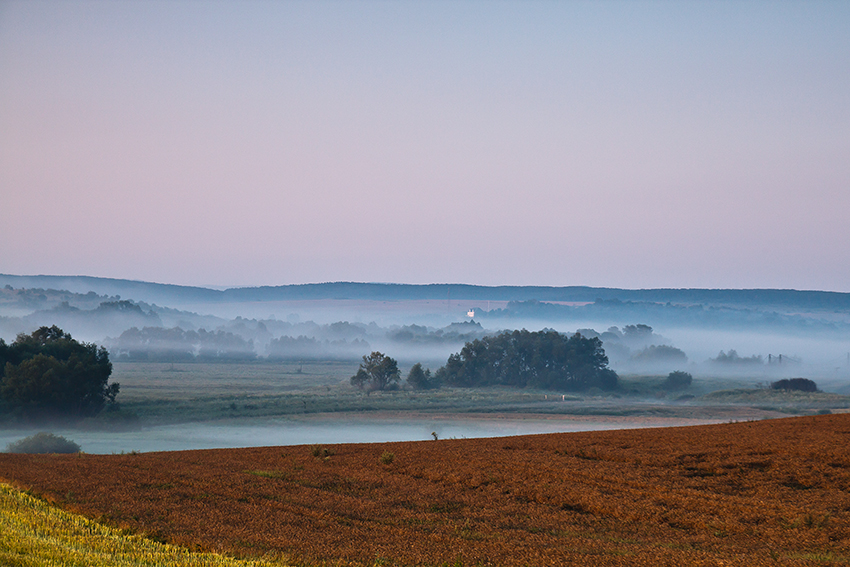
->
0 482 287 567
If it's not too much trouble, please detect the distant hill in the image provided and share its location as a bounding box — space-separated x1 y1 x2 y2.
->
2 274 849 313
0 274 222 305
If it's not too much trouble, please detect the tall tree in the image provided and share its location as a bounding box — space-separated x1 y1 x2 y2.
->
351 351 401 392
406 362 437 390
0 326 118 419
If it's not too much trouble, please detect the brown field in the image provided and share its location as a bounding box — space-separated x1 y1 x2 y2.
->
2 414 850 566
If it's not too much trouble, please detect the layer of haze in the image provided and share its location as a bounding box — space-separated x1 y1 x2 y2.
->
2 1 849 290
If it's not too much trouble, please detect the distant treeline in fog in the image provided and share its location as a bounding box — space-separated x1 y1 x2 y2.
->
1 279 848 381
106 319 490 362
483 299 850 333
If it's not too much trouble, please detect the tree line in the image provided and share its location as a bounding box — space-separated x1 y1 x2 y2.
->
351 329 618 392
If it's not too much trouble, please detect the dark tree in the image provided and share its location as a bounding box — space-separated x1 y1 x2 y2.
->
771 378 817 393
0 326 118 419
351 351 401 392
435 330 617 391
631 345 688 364
623 324 654 338
663 371 693 390
407 362 437 390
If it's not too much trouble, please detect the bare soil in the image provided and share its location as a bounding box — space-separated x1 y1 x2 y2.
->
2 414 850 566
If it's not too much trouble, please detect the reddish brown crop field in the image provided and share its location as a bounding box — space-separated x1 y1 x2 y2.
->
2 414 850 566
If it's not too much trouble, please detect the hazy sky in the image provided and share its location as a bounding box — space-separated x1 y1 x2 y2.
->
2 1 848 290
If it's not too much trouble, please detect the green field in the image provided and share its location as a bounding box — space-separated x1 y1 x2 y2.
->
95 361 850 427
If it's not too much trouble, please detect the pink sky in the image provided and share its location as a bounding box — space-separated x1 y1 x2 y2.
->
2 1 849 290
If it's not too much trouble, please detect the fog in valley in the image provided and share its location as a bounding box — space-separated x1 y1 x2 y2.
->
3 280 847 383
2 276 849 453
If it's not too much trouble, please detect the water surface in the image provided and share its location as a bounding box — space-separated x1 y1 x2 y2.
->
0 414 720 454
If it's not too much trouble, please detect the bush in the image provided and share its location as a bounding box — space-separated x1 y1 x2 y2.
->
379 451 395 465
6 432 81 454
771 378 817 393
663 371 693 390
310 444 333 459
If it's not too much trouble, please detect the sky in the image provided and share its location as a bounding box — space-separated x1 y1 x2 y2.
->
1 1 849 291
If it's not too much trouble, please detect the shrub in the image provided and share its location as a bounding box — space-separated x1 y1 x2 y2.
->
771 378 817 393
310 444 333 459
664 371 693 390
379 451 395 465
6 432 81 454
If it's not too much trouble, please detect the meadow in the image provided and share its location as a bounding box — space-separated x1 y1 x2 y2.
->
3 359 848 455
2 414 850 566
108 361 849 426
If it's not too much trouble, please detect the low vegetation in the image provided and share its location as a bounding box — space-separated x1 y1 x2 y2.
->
86 360 846 427
6 432 81 454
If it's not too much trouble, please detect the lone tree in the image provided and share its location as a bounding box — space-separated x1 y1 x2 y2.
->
0 326 118 419
351 351 401 392
663 371 693 391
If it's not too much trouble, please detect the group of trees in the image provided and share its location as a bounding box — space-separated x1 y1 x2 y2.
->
435 330 618 390
352 330 619 393
711 349 764 366
350 354 440 392
0 326 119 420
109 326 256 361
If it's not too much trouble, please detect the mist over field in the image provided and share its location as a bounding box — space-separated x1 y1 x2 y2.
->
2 275 849 381
3 7 850 565
2 275 850 454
